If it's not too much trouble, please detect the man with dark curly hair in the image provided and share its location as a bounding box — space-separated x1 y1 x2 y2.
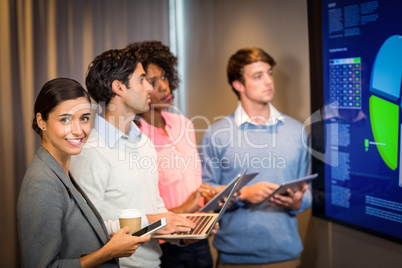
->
126 41 215 268
70 48 198 268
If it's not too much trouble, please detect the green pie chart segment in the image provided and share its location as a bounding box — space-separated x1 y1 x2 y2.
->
369 95 399 170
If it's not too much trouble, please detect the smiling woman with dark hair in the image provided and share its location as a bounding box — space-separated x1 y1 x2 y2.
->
17 78 150 268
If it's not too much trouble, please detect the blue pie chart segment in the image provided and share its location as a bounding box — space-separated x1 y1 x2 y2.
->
371 35 402 102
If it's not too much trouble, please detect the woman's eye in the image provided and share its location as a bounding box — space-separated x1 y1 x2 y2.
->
146 79 155 87
61 118 71 123
81 116 90 122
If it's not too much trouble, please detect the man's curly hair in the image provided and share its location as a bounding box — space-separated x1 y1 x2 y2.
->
85 49 140 105
125 41 180 92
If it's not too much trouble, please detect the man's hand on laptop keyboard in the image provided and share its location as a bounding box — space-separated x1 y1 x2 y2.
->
147 212 196 234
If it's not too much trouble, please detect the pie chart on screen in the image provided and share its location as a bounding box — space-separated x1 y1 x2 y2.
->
369 35 402 186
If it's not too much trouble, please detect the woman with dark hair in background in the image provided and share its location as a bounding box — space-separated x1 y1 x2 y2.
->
126 41 215 268
17 78 150 268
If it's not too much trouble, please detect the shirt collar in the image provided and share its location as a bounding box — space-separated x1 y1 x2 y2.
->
139 111 173 132
234 102 285 127
94 114 141 147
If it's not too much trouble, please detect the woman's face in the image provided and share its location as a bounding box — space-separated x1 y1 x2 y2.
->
145 63 173 110
38 97 92 161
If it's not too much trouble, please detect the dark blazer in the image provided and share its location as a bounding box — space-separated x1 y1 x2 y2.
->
17 146 119 268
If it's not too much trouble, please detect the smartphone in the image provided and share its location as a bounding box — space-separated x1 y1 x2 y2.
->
131 217 167 237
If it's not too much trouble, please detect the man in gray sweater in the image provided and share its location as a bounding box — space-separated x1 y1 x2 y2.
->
70 48 195 268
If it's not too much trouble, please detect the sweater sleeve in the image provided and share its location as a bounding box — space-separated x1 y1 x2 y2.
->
199 127 223 188
289 128 312 215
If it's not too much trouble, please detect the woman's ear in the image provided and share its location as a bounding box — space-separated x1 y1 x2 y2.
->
36 113 46 131
232 80 244 94
111 80 124 96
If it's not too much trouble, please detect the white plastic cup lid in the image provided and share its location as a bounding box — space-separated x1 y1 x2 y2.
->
118 209 142 219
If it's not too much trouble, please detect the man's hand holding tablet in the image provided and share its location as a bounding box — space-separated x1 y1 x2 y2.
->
266 174 318 210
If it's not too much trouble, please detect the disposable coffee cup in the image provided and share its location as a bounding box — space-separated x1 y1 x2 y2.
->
119 209 142 235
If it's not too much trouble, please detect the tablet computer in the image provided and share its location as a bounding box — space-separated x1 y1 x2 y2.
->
266 173 318 201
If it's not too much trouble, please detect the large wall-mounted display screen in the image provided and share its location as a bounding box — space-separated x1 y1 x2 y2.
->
308 0 402 243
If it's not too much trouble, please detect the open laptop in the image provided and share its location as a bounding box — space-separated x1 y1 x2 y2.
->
199 170 258 212
153 169 246 239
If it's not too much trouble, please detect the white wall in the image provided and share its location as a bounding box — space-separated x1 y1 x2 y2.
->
180 0 311 142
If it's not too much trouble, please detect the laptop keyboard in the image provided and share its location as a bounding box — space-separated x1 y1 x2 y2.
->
182 215 214 235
